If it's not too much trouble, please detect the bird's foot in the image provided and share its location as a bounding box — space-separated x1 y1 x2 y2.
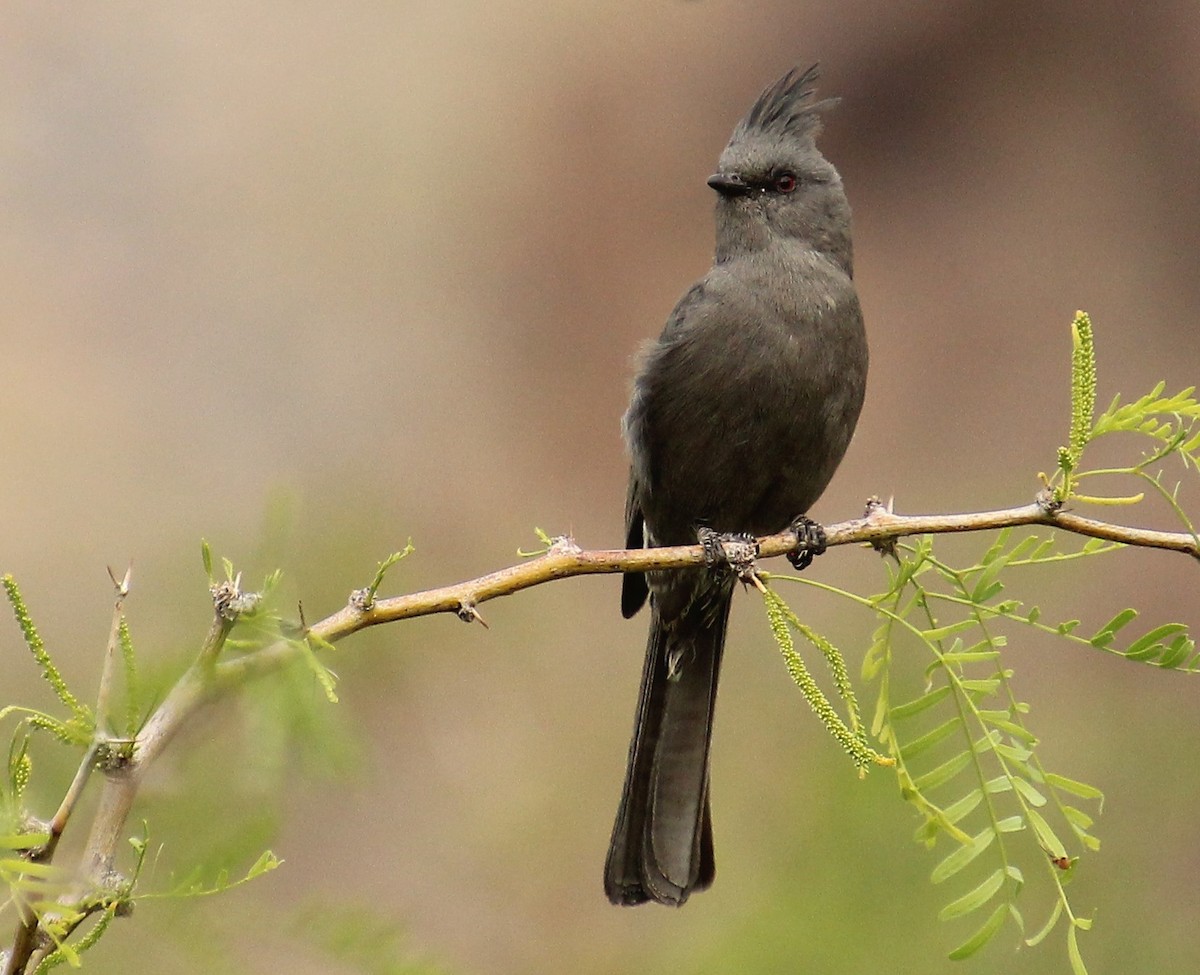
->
787 515 827 572
697 527 760 584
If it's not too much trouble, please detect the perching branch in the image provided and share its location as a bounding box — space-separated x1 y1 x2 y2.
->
234 494 1200 669
4 493 1198 975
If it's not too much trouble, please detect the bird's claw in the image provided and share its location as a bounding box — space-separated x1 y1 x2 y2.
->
697 527 760 583
787 515 827 571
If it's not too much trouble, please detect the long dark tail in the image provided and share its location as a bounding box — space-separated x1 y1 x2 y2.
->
604 593 732 906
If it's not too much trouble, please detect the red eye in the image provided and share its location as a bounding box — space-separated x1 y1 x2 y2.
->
773 173 797 193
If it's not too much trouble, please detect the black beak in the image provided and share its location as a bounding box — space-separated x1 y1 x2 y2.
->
707 172 751 197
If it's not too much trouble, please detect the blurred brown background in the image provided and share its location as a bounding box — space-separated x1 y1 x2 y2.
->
3 2 1199 973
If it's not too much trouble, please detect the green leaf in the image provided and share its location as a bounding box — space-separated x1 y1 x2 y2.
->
984 775 1013 795
870 687 890 742
971 580 1004 604
940 651 1002 666
978 712 1038 744
1123 623 1188 659
1027 536 1058 562
364 542 417 604
1089 608 1137 647
900 719 961 760
1157 634 1195 669
143 850 283 900
295 637 339 704
862 623 890 680
889 685 952 720
941 789 984 826
948 903 1008 960
1062 805 1094 830
1068 922 1090 975
1026 807 1068 860
994 741 1033 763
1 859 62 879
967 636 1008 651
245 850 283 881
938 868 1005 921
1025 899 1064 947
1045 773 1104 803
1012 534 1048 561
912 752 972 792
911 789 984 848
969 534 1035 600
1012 777 1048 807
0 832 50 850
923 619 979 642
978 529 1012 566
972 729 1002 753
931 828 995 884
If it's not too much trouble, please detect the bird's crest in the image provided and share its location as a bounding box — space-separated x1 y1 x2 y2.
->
732 64 837 145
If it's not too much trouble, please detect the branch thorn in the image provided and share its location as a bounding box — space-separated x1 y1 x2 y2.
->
456 601 489 628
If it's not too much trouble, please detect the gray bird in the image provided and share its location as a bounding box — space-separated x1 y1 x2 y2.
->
605 64 868 906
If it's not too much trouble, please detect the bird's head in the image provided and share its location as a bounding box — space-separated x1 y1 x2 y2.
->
710 65 853 274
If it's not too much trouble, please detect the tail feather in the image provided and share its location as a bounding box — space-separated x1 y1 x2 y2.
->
605 594 730 905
